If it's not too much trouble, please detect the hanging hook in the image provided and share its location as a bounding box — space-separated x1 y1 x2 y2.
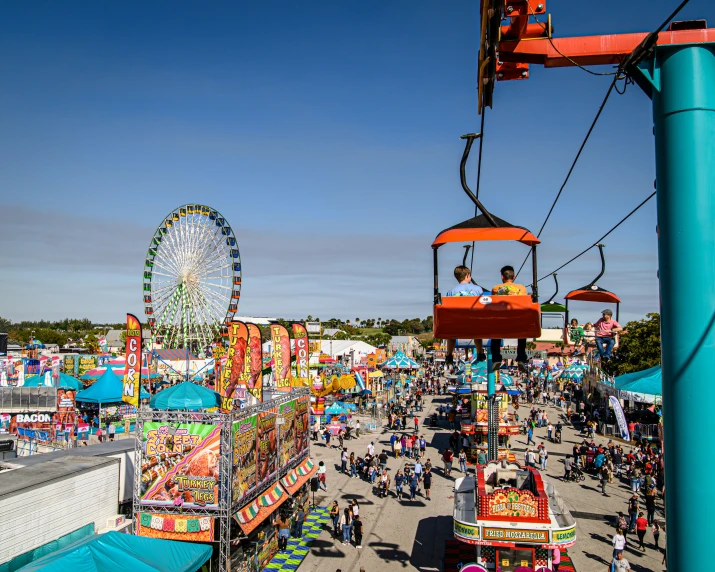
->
546 273 560 304
460 133 498 227
587 244 607 288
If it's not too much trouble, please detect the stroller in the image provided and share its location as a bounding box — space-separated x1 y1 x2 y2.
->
377 480 389 498
563 465 585 482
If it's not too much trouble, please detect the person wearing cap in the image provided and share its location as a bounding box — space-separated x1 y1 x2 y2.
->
593 309 626 361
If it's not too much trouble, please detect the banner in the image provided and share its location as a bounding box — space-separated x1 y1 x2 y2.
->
122 314 142 408
256 408 277 488
77 356 98 377
279 400 296 466
609 395 630 442
247 324 263 402
140 422 221 509
295 395 310 456
138 513 214 542
269 324 292 392
232 414 257 504
292 323 310 387
218 322 249 413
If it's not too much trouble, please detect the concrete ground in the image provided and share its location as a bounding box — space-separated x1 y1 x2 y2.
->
301 393 666 572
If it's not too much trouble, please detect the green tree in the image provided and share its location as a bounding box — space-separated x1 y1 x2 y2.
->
609 313 661 375
365 332 391 347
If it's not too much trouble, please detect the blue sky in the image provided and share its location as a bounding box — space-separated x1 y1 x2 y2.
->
1 1 712 325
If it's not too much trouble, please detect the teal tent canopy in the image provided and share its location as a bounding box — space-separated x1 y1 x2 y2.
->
615 365 662 396
380 351 420 369
16 530 211 572
24 373 84 390
75 368 149 404
149 381 220 411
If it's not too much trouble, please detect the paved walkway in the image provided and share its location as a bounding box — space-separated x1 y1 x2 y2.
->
299 393 666 572
265 507 331 571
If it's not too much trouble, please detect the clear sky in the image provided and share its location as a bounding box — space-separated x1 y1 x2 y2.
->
1 1 712 325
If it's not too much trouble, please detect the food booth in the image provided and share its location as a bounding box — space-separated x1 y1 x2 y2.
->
453 461 577 572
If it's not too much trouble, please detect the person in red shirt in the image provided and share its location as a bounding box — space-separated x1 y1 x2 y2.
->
635 511 649 550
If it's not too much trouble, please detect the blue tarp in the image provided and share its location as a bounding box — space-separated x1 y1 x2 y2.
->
615 365 662 396
16 531 212 572
75 368 150 404
149 381 220 411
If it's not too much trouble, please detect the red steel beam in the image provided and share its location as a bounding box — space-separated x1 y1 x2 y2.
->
499 28 715 68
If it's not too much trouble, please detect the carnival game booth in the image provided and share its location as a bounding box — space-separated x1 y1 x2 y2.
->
134 387 312 572
453 461 577 572
75 368 150 436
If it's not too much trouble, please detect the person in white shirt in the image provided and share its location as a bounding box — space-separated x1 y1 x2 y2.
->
539 446 548 471
612 530 627 558
367 442 375 456
611 551 631 571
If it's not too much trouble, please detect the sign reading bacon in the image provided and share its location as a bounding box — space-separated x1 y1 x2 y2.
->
122 314 142 408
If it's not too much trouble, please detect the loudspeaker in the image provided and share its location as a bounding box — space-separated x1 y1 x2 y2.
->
310 477 319 492
0 333 7 355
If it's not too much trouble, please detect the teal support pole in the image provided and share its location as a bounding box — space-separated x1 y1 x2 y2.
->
636 43 715 572
487 345 498 461
487 346 496 396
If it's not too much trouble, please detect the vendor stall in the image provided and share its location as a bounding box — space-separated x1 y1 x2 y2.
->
460 392 520 463
453 461 577 572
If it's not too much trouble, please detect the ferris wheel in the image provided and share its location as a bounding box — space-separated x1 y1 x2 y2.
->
143 204 241 353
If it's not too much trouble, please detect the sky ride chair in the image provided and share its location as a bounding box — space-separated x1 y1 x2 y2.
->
432 133 542 342
540 273 567 329
563 243 622 350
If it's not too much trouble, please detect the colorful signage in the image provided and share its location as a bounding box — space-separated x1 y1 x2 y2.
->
77 355 98 377
454 520 481 543
247 324 263 402
552 526 577 545
140 422 221 509
482 527 549 544
294 395 310 456
279 400 296 465
218 322 249 413
292 323 310 386
487 490 539 519
62 356 77 376
137 513 214 542
270 324 292 392
122 314 142 408
232 414 257 504
256 408 277 488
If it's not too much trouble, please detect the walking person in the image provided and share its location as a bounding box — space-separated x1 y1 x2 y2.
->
539 445 548 472
600 465 610 496
645 485 657 524
458 449 468 473
394 470 405 500
527 425 535 446
340 508 351 545
275 512 291 552
635 512 648 551
409 472 419 500
442 448 453 477
108 423 116 442
318 461 327 491
350 452 358 478
291 504 306 538
324 428 331 448
551 547 561 572
341 449 348 474
353 515 363 549
652 522 661 549
627 494 639 532
330 501 340 537
423 467 432 500
612 528 627 558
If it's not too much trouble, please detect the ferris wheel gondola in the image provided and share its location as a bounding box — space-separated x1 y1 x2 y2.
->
143 204 241 354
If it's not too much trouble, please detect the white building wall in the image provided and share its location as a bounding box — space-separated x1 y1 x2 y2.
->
0 460 119 564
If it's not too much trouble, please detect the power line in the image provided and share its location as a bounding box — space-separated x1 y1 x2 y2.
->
536 191 656 284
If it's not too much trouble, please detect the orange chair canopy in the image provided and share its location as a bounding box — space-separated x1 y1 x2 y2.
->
434 295 541 340
565 286 621 304
432 214 540 247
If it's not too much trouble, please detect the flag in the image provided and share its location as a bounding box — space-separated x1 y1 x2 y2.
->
218 322 249 413
292 323 310 387
609 396 630 442
122 314 142 408
270 324 291 392
247 324 263 402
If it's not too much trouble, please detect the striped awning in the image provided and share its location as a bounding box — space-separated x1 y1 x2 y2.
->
280 458 318 496
280 472 298 489
233 482 290 535
295 458 314 477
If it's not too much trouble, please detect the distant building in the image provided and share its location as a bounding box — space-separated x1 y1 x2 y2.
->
389 336 423 357
322 329 345 338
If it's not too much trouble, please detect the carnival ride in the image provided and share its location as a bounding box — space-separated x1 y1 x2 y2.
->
143 204 241 354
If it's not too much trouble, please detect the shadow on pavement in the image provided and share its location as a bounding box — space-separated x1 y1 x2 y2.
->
309 538 347 558
368 540 410 567
409 515 454 571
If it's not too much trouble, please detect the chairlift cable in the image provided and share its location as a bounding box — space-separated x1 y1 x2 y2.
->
469 108 488 273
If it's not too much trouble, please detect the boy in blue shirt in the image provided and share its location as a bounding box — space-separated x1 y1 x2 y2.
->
445 265 485 366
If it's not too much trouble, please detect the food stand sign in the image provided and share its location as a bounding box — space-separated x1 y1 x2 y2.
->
122 314 142 408
454 520 481 543
482 527 549 544
279 400 296 465
140 422 221 509
232 414 257 504
256 408 278 488
552 526 577 545
291 323 310 387
138 513 214 542
294 395 310 456
488 490 539 518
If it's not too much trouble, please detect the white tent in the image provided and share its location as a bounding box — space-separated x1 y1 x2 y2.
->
320 340 377 359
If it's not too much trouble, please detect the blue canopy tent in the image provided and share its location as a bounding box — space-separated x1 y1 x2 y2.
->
380 351 420 370
16 531 211 572
615 366 662 402
75 368 150 404
25 373 83 390
149 382 220 411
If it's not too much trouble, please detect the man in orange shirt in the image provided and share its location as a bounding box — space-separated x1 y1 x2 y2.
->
491 265 528 371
